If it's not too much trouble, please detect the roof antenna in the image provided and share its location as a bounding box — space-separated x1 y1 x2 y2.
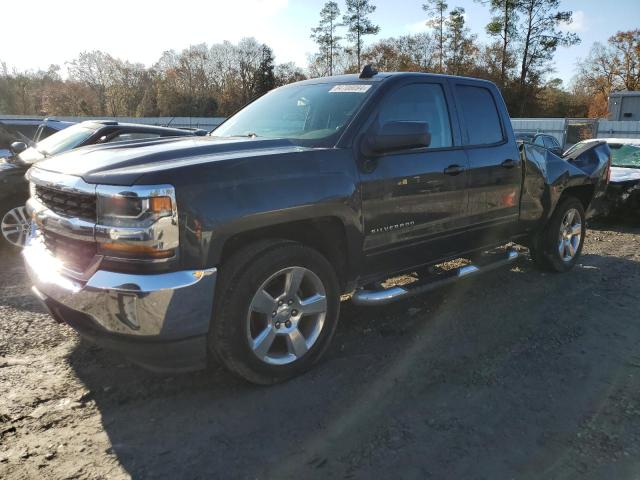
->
359 64 378 79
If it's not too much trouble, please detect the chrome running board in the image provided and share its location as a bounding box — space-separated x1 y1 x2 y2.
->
352 248 519 306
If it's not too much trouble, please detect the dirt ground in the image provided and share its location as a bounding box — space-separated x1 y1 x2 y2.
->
1 220 639 479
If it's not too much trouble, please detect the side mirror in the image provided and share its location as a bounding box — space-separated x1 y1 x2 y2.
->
10 141 27 154
363 121 431 156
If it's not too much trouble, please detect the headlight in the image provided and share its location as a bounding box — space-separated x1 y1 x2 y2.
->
98 195 173 226
95 185 179 261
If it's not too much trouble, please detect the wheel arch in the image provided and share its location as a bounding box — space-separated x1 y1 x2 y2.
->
559 184 595 211
216 216 352 291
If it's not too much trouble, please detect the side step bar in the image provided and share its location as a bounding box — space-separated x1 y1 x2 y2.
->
351 248 519 306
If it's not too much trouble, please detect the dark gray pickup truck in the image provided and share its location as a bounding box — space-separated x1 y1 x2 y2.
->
22 68 611 384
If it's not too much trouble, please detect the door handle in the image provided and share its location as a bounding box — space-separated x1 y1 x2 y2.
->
444 165 464 176
501 159 516 169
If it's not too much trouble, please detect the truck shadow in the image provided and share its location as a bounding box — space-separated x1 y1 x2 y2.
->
66 249 640 479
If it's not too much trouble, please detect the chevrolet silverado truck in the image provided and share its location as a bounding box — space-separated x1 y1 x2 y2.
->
22 67 611 384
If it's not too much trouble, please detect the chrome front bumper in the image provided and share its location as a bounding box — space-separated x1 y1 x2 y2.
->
23 239 217 340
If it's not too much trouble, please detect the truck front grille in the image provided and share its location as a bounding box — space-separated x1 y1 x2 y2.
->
35 185 96 222
41 230 97 273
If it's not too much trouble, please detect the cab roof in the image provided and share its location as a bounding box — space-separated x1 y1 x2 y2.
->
291 70 497 88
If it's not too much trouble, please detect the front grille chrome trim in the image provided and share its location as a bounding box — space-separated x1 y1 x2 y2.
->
27 168 97 196
27 197 95 241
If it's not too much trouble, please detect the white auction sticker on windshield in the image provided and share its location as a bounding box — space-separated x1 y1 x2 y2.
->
329 84 371 93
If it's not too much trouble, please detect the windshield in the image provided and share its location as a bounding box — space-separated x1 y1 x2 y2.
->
212 82 375 146
609 143 640 168
19 124 95 163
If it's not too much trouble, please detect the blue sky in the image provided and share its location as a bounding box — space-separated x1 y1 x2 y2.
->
1 0 638 87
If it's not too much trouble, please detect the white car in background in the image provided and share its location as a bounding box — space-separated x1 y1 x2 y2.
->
565 138 640 216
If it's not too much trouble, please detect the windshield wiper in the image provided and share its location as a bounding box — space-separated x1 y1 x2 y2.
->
210 133 260 139
238 133 259 138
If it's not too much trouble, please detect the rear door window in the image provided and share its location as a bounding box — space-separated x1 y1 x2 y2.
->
455 85 504 145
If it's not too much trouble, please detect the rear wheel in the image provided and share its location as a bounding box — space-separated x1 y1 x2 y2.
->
209 240 340 384
530 196 586 273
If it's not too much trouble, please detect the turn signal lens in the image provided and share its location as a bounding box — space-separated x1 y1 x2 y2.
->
149 196 173 214
100 242 175 259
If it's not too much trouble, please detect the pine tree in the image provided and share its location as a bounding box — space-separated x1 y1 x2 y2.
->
343 0 380 71
311 2 342 76
256 45 276 96
445 7 477 76
422 0 448 73
484 0 520 88
516 0 580 114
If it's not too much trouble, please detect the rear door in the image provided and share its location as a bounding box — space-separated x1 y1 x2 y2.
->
451 80 522 244
358 79 470 277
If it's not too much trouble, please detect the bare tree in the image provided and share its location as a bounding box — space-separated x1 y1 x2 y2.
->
609 30 640 91
67 51 114 115
576 29 640 117
274 63 307 87
363 33 437 72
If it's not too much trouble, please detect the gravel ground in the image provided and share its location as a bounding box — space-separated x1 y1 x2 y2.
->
1 220 639 479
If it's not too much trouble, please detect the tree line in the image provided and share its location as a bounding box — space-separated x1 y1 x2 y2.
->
0 38 304 118
0 0 638 119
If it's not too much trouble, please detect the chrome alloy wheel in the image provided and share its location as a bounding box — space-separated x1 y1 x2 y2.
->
1 206 30 247
558 207 582 262
247 266 327 365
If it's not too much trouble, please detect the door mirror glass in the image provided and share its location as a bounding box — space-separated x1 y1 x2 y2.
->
364 121 431 155
10 141 27 154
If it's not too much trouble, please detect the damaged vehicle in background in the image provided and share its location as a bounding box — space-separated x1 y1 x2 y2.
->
515 132 563 156
0 121 207 247
564 138 640 218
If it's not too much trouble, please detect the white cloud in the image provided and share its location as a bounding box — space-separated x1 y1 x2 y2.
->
406 9 469 35
561 10 587 33
0 0 292 72
406 20 428 34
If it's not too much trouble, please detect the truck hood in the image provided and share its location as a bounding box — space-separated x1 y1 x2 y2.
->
33 136 311 185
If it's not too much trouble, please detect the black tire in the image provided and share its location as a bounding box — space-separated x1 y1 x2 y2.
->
529 196 586 273
209 239 341 385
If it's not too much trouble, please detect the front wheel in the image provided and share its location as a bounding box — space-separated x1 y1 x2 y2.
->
530 196 586 273
209 240 340 385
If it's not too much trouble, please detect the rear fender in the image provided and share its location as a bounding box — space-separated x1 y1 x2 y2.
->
519 142 610 230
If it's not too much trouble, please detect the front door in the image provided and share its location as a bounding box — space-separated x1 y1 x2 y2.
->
358 80 470 278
